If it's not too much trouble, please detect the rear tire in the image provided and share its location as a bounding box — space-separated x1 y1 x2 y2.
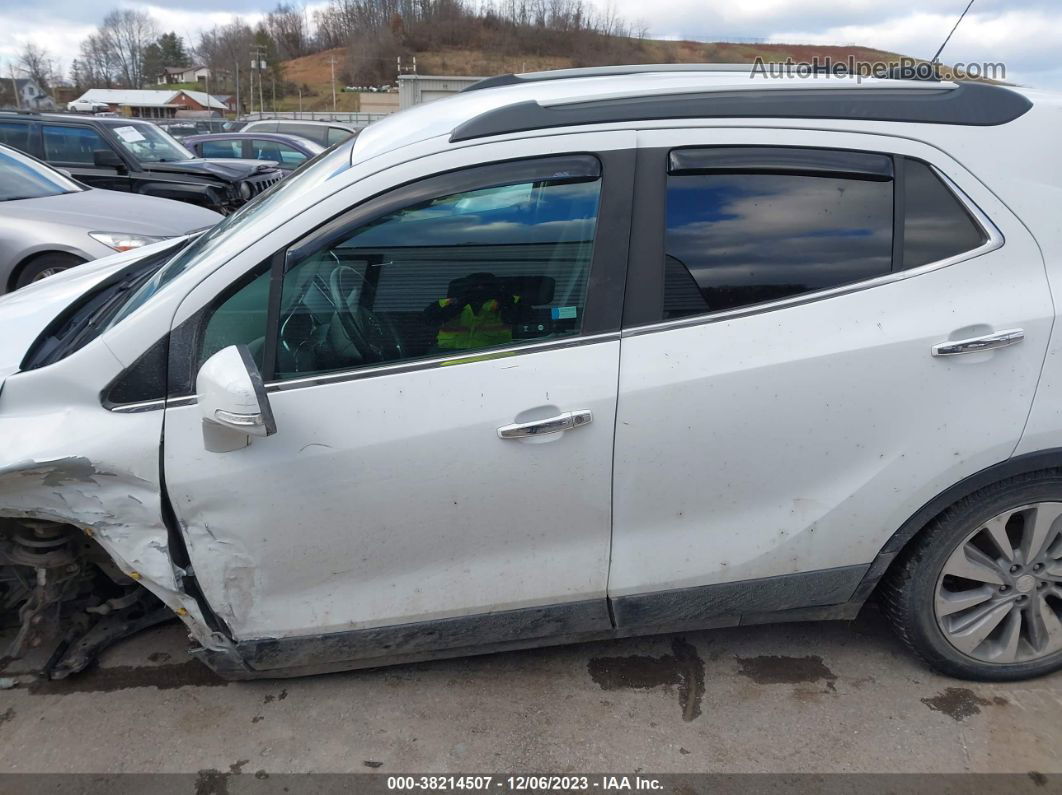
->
881 471 1062 681
14 252 85 290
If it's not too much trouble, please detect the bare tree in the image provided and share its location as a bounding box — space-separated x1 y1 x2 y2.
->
100 9 159 88
267 3 309 60
17 43 57 92
77 32 117 88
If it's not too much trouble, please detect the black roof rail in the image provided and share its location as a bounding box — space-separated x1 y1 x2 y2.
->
461 62 946 93
451 81 1031 143
463 64 770 93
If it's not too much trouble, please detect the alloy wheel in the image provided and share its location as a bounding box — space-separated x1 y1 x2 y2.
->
31 267 66 282
935 501 1062 663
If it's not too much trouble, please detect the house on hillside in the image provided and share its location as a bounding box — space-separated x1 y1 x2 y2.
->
157 65 228 86
74 88 230 118
1 78 56 110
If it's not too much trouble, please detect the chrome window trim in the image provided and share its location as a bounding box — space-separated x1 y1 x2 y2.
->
623 164 1003 339
112 332 621 410
265 332 620 393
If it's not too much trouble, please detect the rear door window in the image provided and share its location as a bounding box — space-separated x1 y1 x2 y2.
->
200 139 244 159
661 147 989 320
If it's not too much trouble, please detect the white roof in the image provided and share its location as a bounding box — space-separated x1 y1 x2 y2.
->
77 88 226 110
180 90 227 110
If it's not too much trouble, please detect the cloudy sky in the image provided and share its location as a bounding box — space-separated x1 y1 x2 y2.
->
1 0 1060 89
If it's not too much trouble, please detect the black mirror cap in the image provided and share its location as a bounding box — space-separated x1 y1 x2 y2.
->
92 148 124 168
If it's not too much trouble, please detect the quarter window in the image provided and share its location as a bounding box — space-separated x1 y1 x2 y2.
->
662 147 988 320
902 159 988 268
42 125 110 165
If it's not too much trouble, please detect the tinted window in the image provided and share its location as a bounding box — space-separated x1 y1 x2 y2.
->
42 125 110 164
665 170 893 317
0 121 34 152
903 159 987 268
201 161 602 379
200 140 243 159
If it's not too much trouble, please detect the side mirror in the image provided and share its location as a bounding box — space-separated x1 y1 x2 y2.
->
197 345 276 452
92 148 125 169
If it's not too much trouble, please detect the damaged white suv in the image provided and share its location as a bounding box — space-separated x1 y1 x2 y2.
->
3 66 1061 682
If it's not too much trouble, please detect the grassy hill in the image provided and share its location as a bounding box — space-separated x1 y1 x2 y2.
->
276 40 907 112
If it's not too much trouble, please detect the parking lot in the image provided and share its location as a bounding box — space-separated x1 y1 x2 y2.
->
1 607 1060 778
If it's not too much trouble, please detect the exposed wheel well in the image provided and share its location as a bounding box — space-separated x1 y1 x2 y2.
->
853 449 1062 604
8 250 86 292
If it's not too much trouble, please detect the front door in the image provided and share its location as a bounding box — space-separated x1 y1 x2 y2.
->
608 128 1054 626
162 142 634 664
40 124 131 192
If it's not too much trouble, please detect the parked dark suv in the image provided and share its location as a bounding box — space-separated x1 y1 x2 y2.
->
0 112 283 214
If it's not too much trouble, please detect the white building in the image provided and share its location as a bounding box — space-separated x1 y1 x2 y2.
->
397 75 485 110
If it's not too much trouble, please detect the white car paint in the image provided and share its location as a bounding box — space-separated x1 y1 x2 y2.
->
1 69 1060 677
608 126 1054 596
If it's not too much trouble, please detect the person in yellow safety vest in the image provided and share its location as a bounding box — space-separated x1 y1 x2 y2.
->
423 273 523 351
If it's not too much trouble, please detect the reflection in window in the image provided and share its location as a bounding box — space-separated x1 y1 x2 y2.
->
274 175 600 378
664 172 894 318
200 168 602 380
903 160 987 268
42 126 110 165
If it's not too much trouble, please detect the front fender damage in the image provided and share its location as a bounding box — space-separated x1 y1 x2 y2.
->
0 454 241 679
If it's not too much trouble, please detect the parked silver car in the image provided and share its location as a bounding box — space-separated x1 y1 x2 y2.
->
0 144 221 292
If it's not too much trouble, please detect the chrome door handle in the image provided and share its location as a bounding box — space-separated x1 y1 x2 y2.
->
498 410 593 439
932 329 1025 357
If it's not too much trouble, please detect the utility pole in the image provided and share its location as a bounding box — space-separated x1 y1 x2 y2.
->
9 64 21 110
329 54 337 113
235 60 240 118
271 74 276 113
250 44 267 118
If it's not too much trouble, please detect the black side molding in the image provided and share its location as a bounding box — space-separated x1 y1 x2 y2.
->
451 82 1033 142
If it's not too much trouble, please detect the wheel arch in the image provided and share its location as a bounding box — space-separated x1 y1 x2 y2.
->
7 248 89 292
852 448 1062 604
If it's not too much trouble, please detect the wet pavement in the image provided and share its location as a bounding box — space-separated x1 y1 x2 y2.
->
0 608 1060 775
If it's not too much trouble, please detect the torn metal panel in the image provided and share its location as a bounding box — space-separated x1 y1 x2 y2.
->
0 358 227 656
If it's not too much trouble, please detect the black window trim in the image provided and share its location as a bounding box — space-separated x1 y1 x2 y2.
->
622 144 1001 335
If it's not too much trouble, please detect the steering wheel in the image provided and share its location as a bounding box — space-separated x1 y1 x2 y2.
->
328 264 404 364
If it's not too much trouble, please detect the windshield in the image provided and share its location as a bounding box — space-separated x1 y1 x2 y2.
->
106 138 355 329
0 147 83 201
109 122 195 163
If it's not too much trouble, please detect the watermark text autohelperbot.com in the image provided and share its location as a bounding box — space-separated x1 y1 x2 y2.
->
751 56 1007 82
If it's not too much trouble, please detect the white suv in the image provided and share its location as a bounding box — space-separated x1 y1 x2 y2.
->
2 66 1060 682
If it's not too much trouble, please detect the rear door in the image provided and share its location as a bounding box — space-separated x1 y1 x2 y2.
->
608 128 1053 627
161 133 635 664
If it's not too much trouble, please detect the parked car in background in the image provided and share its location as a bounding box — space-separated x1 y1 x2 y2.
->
156 119 246 139
240 118 355 146
67 99 110 114
183 133 325 171
0 113 283 214
2 67 1061 685
0 144 220 291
